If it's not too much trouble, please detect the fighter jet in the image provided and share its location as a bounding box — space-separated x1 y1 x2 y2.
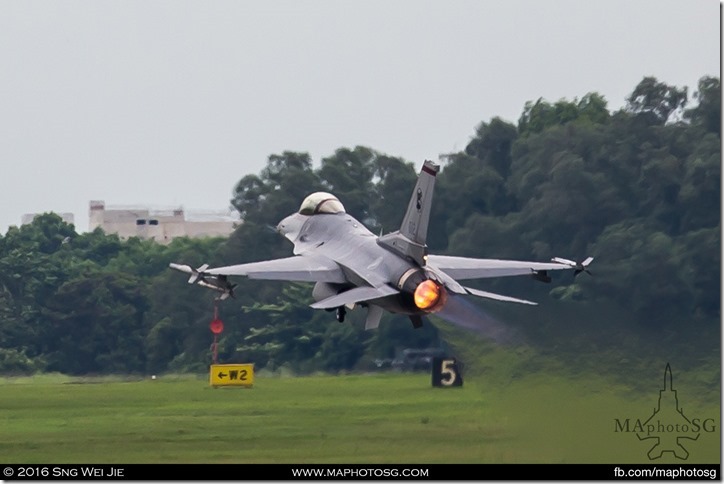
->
170 160 593 339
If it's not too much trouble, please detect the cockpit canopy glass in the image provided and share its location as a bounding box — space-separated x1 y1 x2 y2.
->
299 192 346 215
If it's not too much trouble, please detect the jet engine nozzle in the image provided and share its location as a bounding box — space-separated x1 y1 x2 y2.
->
396 268 447 314
413 279 447 313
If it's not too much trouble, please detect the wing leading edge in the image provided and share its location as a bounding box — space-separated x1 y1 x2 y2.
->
198 255 346 283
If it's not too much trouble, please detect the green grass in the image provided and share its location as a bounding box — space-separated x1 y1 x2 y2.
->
0 371 719 464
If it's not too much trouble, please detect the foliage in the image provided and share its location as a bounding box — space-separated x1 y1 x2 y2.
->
0 75 718 376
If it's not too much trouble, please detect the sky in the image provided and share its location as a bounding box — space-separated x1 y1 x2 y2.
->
0 0 720 234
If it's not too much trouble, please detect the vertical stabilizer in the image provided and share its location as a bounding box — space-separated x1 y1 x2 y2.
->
400 160 439 245
377 160 440 266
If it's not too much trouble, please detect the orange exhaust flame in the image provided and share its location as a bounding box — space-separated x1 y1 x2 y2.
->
413 280 447 312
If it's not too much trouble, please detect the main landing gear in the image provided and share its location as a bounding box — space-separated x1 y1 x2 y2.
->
335 306 346 323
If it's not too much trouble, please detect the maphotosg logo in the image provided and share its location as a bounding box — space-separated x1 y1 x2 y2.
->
614 363 717 460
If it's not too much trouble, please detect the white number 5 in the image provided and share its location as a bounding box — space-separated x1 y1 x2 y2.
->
440 359 456 386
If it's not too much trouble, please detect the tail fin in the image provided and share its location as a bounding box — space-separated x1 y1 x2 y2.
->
400 160 439 245
377 160 439 266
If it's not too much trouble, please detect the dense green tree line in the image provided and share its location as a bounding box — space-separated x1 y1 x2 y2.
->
0 76 718 376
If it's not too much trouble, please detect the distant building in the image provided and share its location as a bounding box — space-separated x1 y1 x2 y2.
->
88 200 240 243
22 212 75 226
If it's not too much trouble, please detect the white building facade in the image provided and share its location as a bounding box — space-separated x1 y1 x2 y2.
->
88 200 239 243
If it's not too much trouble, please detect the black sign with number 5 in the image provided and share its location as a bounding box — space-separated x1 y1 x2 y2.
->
431 357 463 387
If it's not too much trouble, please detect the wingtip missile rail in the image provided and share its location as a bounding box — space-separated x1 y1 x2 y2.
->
551 257 594 277
169 263 236 300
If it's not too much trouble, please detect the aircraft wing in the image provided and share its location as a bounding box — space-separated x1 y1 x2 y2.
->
427 255 593 280
199 255 347 283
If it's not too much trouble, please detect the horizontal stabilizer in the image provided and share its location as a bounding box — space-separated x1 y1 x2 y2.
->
464 286 537 305
311 285 398 309
427 255 587 280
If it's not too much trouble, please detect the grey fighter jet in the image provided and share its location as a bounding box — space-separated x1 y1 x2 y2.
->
170 160 593 338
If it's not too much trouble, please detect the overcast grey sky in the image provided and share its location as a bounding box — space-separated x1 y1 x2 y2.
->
0 0 719 234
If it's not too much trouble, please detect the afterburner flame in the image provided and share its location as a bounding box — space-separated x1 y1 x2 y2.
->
414 280 446 312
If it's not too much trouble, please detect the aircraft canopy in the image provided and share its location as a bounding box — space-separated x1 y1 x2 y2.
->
299 192 346 215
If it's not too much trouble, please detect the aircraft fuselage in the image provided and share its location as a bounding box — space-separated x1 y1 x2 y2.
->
277 211 432 316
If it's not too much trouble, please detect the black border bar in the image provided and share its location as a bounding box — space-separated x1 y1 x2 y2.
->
1 464 721 481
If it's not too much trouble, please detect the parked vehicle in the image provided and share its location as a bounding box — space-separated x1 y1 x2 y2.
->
391 348 449 371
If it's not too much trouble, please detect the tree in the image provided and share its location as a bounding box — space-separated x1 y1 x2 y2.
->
517 94 609 137
2 213 76 255
464 117 518 177
42 272 148 374
586 222 695 325
230 151 323 225
684 76 721 135
369 155 417 233
625 76 688 125
234 283 328 372
577 92 610 125
0 75 718 379
318 147 376 223
678 133 721 232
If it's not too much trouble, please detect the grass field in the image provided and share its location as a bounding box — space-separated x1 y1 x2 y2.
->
0 371 719 464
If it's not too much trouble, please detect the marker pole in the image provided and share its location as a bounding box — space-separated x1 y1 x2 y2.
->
209 300 224 365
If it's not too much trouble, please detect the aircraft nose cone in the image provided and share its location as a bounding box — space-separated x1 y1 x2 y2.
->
276 219 294 235
276 213 306 242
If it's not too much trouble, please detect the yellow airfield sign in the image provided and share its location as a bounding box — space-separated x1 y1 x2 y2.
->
210 364 254 387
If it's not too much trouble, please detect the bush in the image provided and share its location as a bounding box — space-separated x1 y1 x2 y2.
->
0 348 44 375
